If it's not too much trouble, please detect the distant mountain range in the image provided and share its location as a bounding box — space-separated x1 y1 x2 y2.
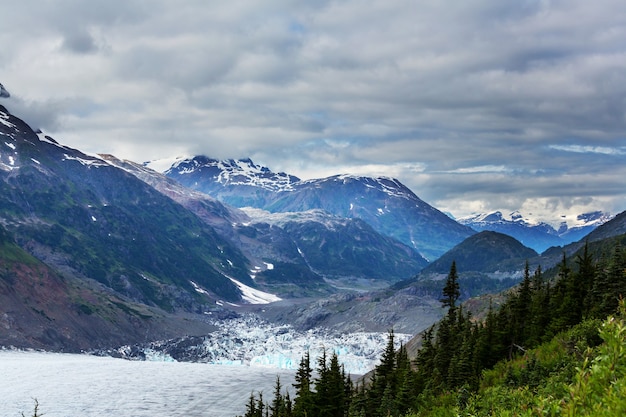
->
158 156 612 257
457 210 612 253
161 156 475 261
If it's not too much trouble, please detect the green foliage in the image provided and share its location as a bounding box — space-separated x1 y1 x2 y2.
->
240 349 351 417
440 261 460 313
236 240 626 417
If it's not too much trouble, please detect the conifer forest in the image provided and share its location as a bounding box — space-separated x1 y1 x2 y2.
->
237 238 626 416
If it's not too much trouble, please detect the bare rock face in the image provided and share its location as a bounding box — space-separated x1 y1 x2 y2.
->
0 83 9 98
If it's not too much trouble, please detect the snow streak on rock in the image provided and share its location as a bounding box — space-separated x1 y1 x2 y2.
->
227 277 281 304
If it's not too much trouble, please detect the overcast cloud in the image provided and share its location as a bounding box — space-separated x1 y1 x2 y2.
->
1 0 625 224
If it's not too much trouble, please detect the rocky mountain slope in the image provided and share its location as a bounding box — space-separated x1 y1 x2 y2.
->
253 231 542 335
1 105 253 307
420 231 538 276
0 224 216 350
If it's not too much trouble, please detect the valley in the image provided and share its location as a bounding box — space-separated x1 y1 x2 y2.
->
1 101 625 416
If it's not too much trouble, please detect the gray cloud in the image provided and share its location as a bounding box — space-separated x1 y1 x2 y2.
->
2 0 626 223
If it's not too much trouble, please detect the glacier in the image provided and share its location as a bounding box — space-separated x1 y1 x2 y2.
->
0 315 411 417
104 314 412 376
0 350 296 417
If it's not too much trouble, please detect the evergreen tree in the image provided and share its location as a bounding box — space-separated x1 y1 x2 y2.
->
577 241 596 316
270 376 287 417
527 266 549 346
441 261 460 314
326 352 348 417
376 329 397 392
314 351 349 417
292 351 314 417
549 253 573 335
256 393 266 417
592 243 626 317
243 392 259 417
432 313 455 387
348 382 367 417
511 260 532 348
283 392 292 417
378 382 397 417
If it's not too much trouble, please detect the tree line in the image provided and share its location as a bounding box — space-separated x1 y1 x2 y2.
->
237 239 626 416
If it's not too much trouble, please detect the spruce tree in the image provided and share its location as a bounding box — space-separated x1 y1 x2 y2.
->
377 330 397 388
577 241 596 316
270 376 286 417
292 351 314 417
593 243 626 317
441 261 460 314
243 392 259 417
527 265 548 346
511 260 532 348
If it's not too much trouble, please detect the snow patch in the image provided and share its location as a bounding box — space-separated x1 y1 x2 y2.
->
4 141 15 150
228 277 281 304
0 114 16 129
190 281 210 295
144 155 190 173
62 153 108 167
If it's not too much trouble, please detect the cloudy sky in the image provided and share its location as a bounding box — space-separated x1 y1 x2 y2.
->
1 0 625 224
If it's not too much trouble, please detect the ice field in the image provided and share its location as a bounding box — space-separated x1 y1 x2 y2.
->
0 350 296 417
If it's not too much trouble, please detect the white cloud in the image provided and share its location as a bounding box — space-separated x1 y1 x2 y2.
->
2 0 626 221
549 144 626 156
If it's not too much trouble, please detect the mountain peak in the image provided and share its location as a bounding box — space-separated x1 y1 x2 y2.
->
166 156 301 192
0 83 10 98
421 230 538 275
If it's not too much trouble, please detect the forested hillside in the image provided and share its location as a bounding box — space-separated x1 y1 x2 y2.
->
237 234 626 416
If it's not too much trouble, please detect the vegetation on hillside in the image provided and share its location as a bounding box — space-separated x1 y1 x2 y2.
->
237 237 626 416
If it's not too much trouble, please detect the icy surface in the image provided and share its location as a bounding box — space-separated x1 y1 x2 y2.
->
109 314 411 376
0 350 295 417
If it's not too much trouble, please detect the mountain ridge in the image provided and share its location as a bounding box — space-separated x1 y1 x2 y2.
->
163 156 476 260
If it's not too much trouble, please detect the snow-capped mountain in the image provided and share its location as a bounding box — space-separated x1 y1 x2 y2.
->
164 156 301 191
164 156 475 260
0 104 266 349
557 211 614 243
107 155 427 293
458 210 611 253
159 156 300 208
